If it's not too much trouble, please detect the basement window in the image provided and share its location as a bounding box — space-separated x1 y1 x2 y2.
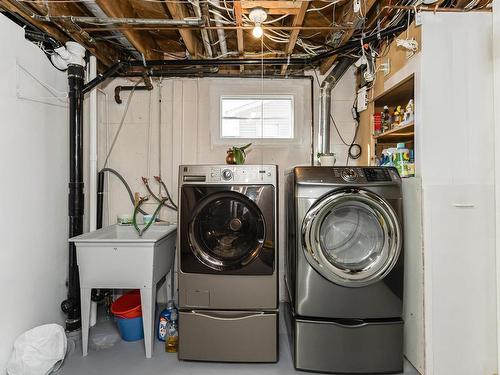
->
220 96 294 139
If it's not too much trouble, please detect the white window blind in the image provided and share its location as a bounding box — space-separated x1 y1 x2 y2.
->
220 96 294 139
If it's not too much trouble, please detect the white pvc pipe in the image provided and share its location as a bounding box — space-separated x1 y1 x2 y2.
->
89 56 98 232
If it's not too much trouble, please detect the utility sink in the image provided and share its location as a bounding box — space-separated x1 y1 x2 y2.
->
70 223 177 358
71 223 176 243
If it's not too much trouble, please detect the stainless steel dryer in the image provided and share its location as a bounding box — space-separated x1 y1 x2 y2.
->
284 166 404 374
178 165 278 363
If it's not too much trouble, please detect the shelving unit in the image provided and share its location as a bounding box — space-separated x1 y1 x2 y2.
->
374 121 414 142
371 75 415 165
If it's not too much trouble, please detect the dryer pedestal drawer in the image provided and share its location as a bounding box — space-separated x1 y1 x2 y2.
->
179 310 278 363
286 305 403 373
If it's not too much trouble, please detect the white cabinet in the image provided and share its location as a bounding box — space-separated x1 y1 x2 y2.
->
423 185 496 375
398 12 496 375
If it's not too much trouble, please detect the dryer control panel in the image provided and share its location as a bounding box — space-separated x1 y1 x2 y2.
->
180 165 277 186
295 166 400 185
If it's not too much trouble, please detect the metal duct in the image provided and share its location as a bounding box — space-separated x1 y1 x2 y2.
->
209 0 228 55
189 0 213 57
82 1 141 59
40 15 204 26
318 57 355 157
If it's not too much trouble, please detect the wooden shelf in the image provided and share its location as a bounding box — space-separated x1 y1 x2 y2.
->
374 122 414 142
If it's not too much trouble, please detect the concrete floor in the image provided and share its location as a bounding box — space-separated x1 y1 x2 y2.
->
59 310 419 375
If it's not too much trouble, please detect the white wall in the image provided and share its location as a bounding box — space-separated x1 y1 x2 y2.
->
493 1 500 373
96 71 357 301
0 16 68 372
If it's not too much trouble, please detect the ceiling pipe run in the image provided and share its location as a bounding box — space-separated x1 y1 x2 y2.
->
36 15 204 26
209 0 228 56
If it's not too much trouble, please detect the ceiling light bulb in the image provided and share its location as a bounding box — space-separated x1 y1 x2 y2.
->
253 24 263 38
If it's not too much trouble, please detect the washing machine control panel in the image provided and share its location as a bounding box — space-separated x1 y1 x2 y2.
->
182 165 277 185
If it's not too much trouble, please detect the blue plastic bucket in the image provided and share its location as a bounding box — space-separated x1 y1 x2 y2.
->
116 316 144 341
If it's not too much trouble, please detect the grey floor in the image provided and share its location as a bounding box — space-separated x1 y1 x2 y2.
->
60 310 419 375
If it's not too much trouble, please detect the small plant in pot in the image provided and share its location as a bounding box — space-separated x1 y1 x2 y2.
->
226 143 252 165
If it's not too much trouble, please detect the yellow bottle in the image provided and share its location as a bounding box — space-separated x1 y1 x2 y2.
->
165 311 178 353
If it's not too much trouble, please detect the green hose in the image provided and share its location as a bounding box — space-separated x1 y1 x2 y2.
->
132 197 167 237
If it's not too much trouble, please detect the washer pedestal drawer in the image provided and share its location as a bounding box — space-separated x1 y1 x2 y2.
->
285 303 403 374
179 309 278 363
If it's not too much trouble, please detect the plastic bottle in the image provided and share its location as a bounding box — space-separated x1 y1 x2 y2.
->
165 310 178 353
393 143 410 177
157 300 177 341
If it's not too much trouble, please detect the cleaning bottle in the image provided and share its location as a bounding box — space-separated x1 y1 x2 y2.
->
157 300 177 341
165 310 178 353
393 143 410 177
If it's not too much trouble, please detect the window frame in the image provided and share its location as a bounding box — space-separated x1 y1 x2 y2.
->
218 94 296 143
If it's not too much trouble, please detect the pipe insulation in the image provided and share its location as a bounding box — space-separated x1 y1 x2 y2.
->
318 57 356 156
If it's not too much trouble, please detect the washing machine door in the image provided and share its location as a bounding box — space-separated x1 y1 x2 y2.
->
302 188 402 287
188 190 267 271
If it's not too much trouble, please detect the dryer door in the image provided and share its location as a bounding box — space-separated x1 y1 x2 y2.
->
188 190 266 271
302 189 402 287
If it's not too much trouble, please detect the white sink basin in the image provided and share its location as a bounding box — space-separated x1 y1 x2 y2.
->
70 223 176 243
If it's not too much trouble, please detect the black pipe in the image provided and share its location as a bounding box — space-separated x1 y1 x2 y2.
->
115 85 152 104
61 64 85 332
96 171 105 230
118 23 406 71
83 61 127 94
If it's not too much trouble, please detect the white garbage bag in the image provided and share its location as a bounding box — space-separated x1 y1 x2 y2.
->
6 324 67 375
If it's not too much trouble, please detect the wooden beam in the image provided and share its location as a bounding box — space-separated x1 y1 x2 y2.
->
2 0 119 66
234 0 244 56
320 0 378 75
280 1 309 75
95 0 161 60
0 0 68 42
241 1 302 14
164 1 201 57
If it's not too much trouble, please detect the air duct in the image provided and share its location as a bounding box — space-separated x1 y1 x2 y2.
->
317 57 355 158
209 0 228 56
189 0 213 57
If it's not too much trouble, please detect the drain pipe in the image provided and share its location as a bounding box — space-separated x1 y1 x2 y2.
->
55 42 87 331
317 57 355 160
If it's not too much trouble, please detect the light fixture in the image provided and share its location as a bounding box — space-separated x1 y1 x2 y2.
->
252 25 263 38
249 7 267 38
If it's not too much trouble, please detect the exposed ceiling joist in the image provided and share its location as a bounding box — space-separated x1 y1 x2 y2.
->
164 0 201 57
241 0 303 15
281 1 309 75
95 0 161 60
234 0 244 56
320 0 378 75
2 0 120 66
0 0 68 42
